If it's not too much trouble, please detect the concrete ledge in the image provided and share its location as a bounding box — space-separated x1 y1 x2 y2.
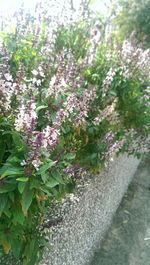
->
89 155 150 265
40 155 140 265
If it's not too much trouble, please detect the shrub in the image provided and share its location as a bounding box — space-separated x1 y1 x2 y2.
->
114 0 150 47
0 2 149 265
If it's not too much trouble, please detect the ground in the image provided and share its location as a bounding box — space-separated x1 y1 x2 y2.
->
90 155 150 265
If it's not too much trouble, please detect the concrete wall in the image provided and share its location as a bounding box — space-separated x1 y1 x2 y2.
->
40 155 140 265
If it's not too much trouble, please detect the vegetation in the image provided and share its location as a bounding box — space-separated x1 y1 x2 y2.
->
0 1 149 264
114 0 150 47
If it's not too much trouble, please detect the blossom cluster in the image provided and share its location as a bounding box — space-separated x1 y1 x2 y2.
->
15 98 37 133
31 66 45 87
0 73 14 114
101 67 117 96
102 131 126 162
57 86 97 127
0 1 149 175
47 52 85 98
120 40 150 79
28 125 60 170
93 99 119 126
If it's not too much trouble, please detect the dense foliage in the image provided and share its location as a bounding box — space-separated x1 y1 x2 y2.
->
114 0 150 47
0 1 149 264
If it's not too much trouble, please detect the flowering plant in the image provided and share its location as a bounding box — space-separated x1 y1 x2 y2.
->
0 2 149 264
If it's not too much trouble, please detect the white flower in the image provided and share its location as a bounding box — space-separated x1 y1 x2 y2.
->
32 69 38 76
4 73 13 81
20 160 27 166
32 159 42 170
14 100 37 132
50 75 56 87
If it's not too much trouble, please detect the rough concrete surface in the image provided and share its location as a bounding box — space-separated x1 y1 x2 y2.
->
40 155 140 265
90 155 150 265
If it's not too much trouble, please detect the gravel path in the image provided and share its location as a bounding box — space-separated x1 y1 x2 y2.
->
90 155 150 265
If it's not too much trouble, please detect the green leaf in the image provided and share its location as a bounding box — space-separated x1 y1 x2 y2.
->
21 184 34 215
3 209 11 217
0 247 4 257
2 240 11 254
65 153 76 160
16 177 29 182
10 239 22 259
91 153 97 159
13 207 25 225
46 177 59 188
36 105 47 112
0 194 8 216
39 187 53 197
0 182 16 193
61 126 66 134
18 182 26 194
8 192 15 202
6 156 21 163
51 171 64 184
0 137 5 164
41 173 49 183
29 179 40 189
11 131 22 145
0 164 24 179
38 160 56 175
23 238 39 265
